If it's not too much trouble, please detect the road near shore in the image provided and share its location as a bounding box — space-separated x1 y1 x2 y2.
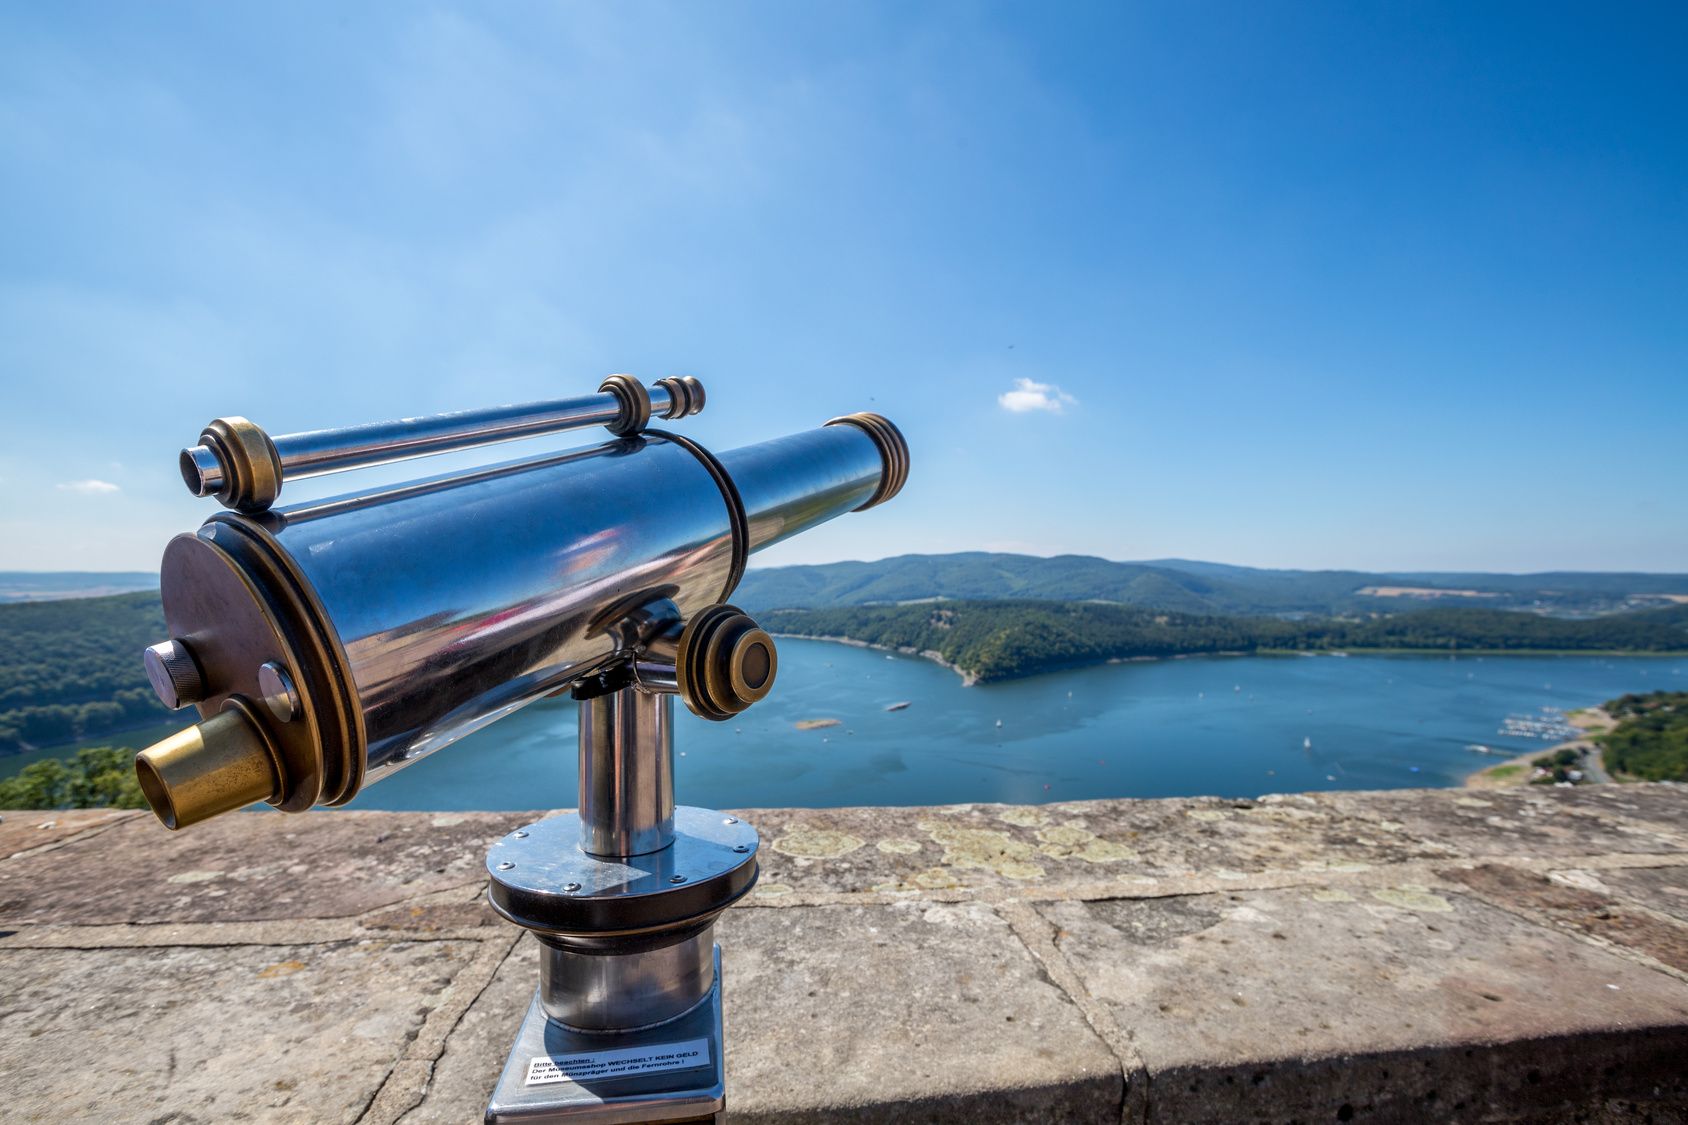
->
1467 707 1617 789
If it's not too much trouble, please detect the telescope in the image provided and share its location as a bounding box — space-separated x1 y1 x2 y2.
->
132 375 909 1123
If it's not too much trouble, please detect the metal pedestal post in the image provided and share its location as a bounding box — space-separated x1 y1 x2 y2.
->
484 683 758 1124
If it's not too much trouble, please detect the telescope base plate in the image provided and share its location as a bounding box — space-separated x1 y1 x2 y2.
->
485 946 726 1124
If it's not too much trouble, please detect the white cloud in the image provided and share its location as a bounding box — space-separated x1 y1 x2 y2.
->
997 378 1076 414
57 479 120 495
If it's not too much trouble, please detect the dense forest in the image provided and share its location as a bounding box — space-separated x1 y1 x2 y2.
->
1599 691 1688 782
763 601 1688 683
737 552 1688 618
0 592 171 753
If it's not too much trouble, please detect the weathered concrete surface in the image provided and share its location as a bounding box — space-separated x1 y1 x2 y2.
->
717 902 1120 1122
0 807 137 860
0 939 483 1124
2 784 1687 1123
1043 889 1688 1122
0 808 536 925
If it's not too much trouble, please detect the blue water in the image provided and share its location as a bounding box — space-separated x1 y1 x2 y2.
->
337 641 1685 811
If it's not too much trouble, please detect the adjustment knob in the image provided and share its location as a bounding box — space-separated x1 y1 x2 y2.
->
144 639 206 711
675 604 778 721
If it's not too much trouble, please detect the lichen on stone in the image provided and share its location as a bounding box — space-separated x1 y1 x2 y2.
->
771 826 865 859
1371 885 1453 912
1033 824 1138 863
919 820 1046 880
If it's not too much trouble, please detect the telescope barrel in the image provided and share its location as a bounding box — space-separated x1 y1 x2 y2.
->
135 413 906 828
180 375 705 512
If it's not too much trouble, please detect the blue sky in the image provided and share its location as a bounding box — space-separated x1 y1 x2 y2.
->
2 2 1684 573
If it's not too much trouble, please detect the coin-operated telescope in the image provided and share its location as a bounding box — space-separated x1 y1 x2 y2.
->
132 375 908 1123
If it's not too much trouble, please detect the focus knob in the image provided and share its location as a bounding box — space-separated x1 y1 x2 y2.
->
676 604 777 721
144 638 206 711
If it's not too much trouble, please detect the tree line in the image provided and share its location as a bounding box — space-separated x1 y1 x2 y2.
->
762 601 1688 683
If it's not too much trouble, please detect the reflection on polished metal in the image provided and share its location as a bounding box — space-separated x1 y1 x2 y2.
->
180 377 708 512
578 686 674 858
133 380 908 1123
135 417 903 820
537 926 715 1031
485 949 727 1124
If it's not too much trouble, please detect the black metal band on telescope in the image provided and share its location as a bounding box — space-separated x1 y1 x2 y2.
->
646 429 750 602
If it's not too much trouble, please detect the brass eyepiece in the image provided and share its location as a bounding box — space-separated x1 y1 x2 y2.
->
191 416 283 513
134 701 282 830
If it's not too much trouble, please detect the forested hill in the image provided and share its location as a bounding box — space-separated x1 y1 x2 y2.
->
737 553 1688 618
762 601 1688 684
0 592 172 753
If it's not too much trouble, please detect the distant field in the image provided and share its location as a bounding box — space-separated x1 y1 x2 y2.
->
1356 586 1498 599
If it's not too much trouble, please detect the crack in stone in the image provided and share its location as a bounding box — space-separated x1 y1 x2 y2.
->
998 900 1147 1125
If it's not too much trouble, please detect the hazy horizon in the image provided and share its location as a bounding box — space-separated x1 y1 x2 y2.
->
6 548 1688 582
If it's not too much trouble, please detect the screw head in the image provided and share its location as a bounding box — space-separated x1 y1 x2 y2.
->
258 661 300 722
496 861 515 871
511 830 529 839
563 882 581 893
669 874 688 884
724 816 739 825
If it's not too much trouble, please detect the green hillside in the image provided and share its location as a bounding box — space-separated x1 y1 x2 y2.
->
0 592 171 753
1599 691 1688 782
736 552 1688 618
764 601 1688 683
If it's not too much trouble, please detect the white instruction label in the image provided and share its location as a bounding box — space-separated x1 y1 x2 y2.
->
525 1038 711 1086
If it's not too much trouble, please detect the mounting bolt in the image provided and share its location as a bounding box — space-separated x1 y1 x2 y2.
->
733 844 750 853
669 874 687 884
724 816 739 825
257 661 300 722
563 882 581 893
496 861 515 871
511 830 529 839
145 639 205 711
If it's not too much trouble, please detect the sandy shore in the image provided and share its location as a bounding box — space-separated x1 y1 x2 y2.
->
1466 707 1618 789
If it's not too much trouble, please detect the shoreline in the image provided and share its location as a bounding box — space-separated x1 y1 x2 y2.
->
772 633 1683 689
769 633 980 685
1464 706 1619 790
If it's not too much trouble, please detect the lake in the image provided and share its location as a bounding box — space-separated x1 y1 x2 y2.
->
8 642 1679 809
344 641 1681 810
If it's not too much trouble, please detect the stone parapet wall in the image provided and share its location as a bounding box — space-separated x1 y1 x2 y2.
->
3 783 1687 1122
